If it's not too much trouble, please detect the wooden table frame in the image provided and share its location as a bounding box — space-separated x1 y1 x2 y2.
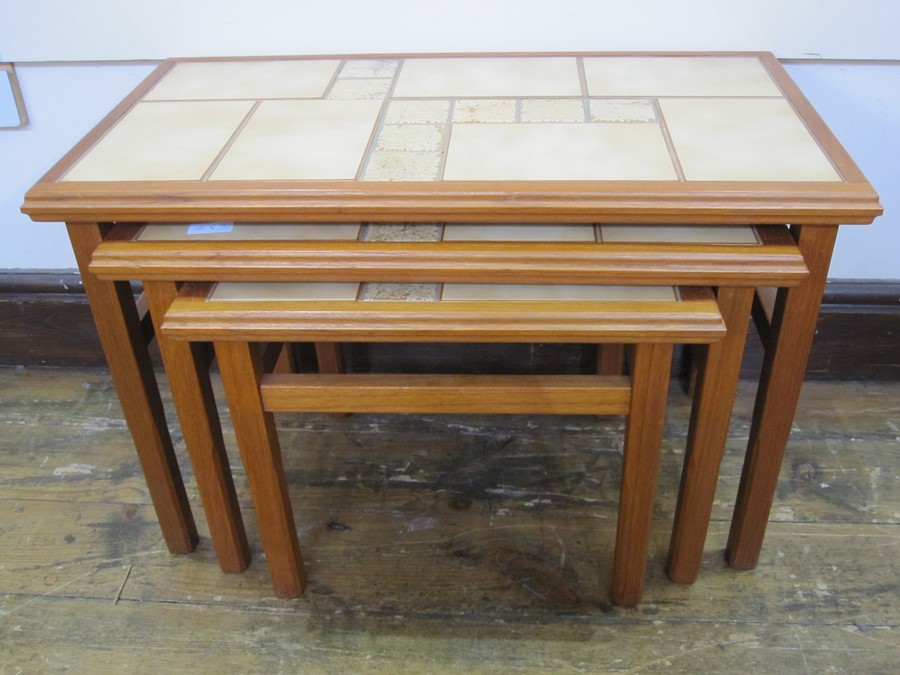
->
23 52 882 586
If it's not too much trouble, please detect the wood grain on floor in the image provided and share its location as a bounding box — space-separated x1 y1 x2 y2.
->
0 366 897 672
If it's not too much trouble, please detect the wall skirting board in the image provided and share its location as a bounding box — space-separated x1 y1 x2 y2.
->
1 270 897 380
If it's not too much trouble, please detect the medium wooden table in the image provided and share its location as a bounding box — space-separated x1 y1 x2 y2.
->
22 52 881 583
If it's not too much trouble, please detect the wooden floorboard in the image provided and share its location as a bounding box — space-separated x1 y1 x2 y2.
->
1 366 898 672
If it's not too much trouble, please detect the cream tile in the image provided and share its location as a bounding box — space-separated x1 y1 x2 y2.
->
359 283 441 302
583 56 782 97
660 98 842 182
443 223 596 242
326 79 393 100
62 101 254 182
590 99 656 123
599 224 759 244
394 57 582 98
137 223 362 241
209 282 360 302
210 100 382 180
339 59 400 79
361 223 443 242
441 284 677 302
145 60 341 100
453 99 517 123
443 123 677 181
376 124 445 152
385 100 452 124
363 151 443 181
520 99 586 123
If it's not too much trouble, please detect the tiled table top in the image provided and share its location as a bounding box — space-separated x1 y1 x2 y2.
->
23 53 881 224
60 55 839 184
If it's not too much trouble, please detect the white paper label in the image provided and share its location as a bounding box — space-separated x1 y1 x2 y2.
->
187 222 234 235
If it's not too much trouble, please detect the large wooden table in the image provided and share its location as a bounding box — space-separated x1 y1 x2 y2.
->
22 52 881 589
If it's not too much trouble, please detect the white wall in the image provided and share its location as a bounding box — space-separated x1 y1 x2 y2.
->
2 1 899 61
1 1 897 278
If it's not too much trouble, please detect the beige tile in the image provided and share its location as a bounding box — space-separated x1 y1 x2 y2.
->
376 124 445 152
443 123 677 181
359 283 441 302
338 59 400 79
583 56 782 97
62 101 254 182
362 151 443 181
589 99 656 123
209 282 360 302
385 100 452 124
326 79 393 100
361 223 443 242
210 100 382 180
520 99 586 123
660 98 842 182
453 99 517 124
145 60 341 100
136 223 362 241
394 57 582 98
599 224 759 244
443 223 596 242
441 284 677 302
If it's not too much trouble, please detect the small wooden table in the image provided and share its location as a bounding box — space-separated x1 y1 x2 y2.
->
22 52 881 583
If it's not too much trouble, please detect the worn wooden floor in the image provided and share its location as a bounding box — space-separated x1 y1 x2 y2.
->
0 365 897 673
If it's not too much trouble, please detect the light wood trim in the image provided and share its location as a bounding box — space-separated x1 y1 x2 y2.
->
261 373 631 415
90 226 809 287
161 285 726 344
23 177 881 224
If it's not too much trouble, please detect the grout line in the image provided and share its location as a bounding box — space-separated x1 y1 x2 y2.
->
435 100 456 182
355 61 404 181
200 100 262 182
652 99 687 182
577 57 591 122
321 59 347 99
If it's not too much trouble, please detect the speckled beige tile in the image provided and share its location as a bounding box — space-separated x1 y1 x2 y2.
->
583 56 782 97
453 99 517 124
209 282 360 302
145 60 341 100
394 57 582 98
441 284 677 302
363 151 443 181
443 123 677 181
660 98 842 182
359 283 441 302
520 99 586 123
599 224 759 244
376 124 445 152
137 223 362 241
443 223 596 242
327 78 393 100
385 100 452 124
62 101 254 182
339 59 400 79
590 99 656 123
361 223 443 242
210 100 382 180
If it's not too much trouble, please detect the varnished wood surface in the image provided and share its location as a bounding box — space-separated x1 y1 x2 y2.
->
21 53 881 225
2 366 897 671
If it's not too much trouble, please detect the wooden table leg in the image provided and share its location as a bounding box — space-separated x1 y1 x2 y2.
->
667 286 755 583
215 341 305 597
727 225 838 569
611 342 673 606
67 223 197 553
145 281 251 573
